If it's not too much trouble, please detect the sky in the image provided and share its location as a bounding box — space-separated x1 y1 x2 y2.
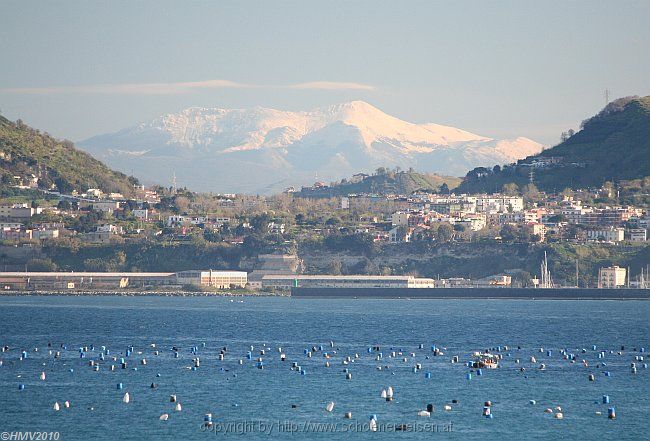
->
0 0 649 146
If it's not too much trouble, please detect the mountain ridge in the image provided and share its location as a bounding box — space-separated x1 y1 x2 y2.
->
457 95 650 193
80 101 544 193
0 115 138 196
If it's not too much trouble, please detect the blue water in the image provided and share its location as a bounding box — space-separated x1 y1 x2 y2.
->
0 296 648 440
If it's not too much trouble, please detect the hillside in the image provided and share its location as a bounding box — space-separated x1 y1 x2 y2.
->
0 116 138 196
80 101 542 194
458 96 650 193
297 169 461 197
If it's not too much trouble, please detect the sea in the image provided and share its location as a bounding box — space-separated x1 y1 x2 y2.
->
0 295 647 440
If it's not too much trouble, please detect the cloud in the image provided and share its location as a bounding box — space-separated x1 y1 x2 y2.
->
288 81 375 91
0 79 375 95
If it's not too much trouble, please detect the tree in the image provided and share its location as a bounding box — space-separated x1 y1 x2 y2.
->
436 223 454 243
493 165 501 174
439 183 450 194
328 259 342 275
502 183 519 196
500 224 517 242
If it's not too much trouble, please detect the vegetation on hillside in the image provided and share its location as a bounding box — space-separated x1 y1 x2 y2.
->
458 96 650 193
298 168 461 197
0 115 138 195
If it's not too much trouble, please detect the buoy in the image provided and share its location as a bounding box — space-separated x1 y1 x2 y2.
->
380 389 387 399
417 410 430 417
64 401 70 408
477 369 483 376
588 374 595 381
122 392 130 403
369 416 378 432
40 372 46 380
425 372 431 379
175 402 182 411
346 373 352 380
53 402 60 411
344 412 352 419
444 405 452 411
117 383 123 390
545 408 553 413
170 394 177 402
426 403 434 412
555 412 564 419
326 401 334 412
603 395 610 404
18 384 25 390
529 400 536 405
159 414 169 421
204 413 213 426
608 407 616 419
466 373 472 380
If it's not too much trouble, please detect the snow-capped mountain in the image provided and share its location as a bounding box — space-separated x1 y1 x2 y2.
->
80 101 544 193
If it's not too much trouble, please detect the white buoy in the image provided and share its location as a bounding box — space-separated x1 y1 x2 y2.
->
417 410 431 417
545 408 553 413
53 402 60 411
123 392 130 403
380 389 387 399
64 401 70 408
555 412 564 419
159 414 169 421
40 372 46 381
175 402 182 411
444 405 452 411
369 417 377 432
387 386 394 398
326 401 335 412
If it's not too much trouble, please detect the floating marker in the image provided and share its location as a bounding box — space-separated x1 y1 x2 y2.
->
529 400 536 405
418 410 430 417
40 372 46 381
425 372 431 379
603 395 610 404
555 413 563 419
122 392 130 403
344 412 352 419
204 413 213 426
608 407 616 419
326 401 334 412
444 405 452 411
117 383 123 389
466 373 472 380
53 402 60 411
18 384 25 390
159 414 169 421
175 403 182 411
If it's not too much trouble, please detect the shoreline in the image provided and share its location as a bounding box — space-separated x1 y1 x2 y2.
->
0 290 287 297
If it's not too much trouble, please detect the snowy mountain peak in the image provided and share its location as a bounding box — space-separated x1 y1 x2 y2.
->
81 101 544 193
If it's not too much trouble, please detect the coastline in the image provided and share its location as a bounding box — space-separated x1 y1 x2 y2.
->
0 290 287 297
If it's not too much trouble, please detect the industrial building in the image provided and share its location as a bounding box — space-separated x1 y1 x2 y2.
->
175 270 248 288
260 275 435 290
0 270 247 291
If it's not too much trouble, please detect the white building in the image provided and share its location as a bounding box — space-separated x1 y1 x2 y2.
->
261 275 434 289
587 227 625 242
175 270 247 288
598 266 627 288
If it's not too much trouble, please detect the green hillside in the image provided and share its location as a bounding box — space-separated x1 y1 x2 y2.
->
458 96 650 193
298 169 461 197
0 116 138 195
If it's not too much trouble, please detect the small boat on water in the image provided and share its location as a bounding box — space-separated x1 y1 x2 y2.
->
471 352 499 369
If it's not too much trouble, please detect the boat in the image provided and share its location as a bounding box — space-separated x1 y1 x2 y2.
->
471 352 499 369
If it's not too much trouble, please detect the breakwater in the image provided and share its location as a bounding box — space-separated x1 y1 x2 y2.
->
291 287 650 300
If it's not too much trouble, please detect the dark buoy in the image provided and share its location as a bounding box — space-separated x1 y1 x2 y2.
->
150 383 157 389
426 403 434 412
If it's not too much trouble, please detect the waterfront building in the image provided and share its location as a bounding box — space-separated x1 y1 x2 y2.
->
598 266 627 289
